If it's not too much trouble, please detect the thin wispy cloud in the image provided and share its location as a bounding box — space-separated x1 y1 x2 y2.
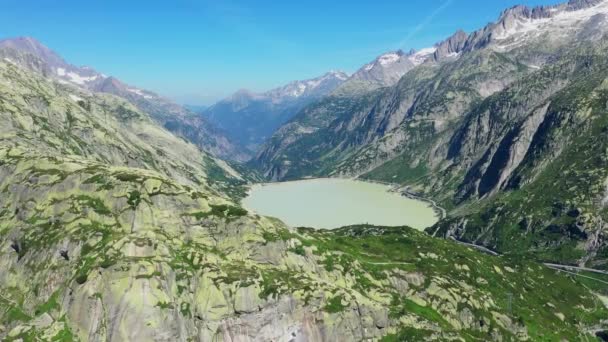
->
397 0 456 49
320 0 457 68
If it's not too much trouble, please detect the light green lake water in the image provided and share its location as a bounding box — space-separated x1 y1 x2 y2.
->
242 178 438 230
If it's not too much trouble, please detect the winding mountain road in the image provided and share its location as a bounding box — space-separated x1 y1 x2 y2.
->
543 263 608 276
449 238 608 278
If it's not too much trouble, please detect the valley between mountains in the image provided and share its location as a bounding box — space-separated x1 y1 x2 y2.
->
1 0 608 341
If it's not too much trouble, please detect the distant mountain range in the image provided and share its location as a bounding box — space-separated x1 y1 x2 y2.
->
201 46 443 152
201 29 463 153
201 71 349 152
0 37 251 162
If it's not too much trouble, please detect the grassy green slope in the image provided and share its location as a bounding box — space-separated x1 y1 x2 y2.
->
0 56 606 341
428 49 608 268
297 226 608 341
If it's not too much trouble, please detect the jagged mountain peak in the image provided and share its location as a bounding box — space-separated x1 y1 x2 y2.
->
263 70 350 99
348 50 418 87
0 36 49 52
0 36 66 67
494 0 605 24
0 36 44 49
0 37 163 103
566 0 604 10
443 0 608 56
497 4 553 21
433 29 469 61
347 0 608 80
0 36 108 86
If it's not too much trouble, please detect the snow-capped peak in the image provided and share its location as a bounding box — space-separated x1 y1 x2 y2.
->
349 50 418 87
488 0 608 51
327 70 349 81
263 70 350 99
377 52 401 66
408 47 437 66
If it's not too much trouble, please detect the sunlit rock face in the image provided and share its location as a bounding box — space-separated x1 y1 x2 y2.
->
253 0 608 268
1 1 608 340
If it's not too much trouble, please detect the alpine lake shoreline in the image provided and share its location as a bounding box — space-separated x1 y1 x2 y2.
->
241 176 445 231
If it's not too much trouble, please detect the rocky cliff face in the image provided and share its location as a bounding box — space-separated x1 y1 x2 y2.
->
432 30 468 61
1 45 606 341
429 47 608 267
253 0 608 267
253 48 527 181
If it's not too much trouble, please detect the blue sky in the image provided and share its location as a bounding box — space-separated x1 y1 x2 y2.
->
1 0 563 104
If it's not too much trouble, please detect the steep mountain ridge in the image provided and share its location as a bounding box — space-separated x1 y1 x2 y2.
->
445 0 608 59
254 48 529 180
264 70 349 99
427 46 608 267
0 37 250 162
347 50 418 88
253 0 608 267
2 56 605 341
0 58 244 198
2 1 608 340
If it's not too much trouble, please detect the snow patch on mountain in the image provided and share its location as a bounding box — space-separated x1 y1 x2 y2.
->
408 47 437 66
492 0 608 51
127 87 153 99
330 70 349 81
66 71 98 85
378 53 401 66
289 84 306 97
362 51 403 72
297 71 348 93
263 71 349 100
347 50 418 87
494 17 551 41
56 67 100 85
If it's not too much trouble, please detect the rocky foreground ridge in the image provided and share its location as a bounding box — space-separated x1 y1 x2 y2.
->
0 46 607 341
